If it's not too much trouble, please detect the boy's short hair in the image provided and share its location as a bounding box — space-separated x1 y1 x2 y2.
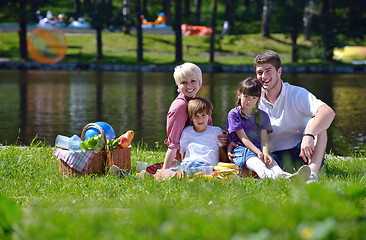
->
173 62 202 88
188 97 213 117
253 50 282 71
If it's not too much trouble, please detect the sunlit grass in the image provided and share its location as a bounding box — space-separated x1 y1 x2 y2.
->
0 31 318 65
1 141 366 239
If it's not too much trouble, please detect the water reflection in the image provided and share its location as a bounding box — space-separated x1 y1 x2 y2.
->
0 70 365 155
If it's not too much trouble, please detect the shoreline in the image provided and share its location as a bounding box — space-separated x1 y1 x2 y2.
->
1 61 366 74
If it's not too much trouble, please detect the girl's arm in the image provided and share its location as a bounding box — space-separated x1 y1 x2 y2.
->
260 129 273 166
236 129 262 156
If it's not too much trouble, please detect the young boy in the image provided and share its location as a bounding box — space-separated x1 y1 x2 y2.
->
179 97 227 175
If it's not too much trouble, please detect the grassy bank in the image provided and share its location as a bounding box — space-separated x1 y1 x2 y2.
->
1 143 366 239
0 31 320 65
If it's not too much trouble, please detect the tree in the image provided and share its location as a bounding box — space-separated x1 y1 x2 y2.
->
184 0 191 17
261 0 272 37
210 0 218 63
0 0 48 60
122 0 132 34
163 0 172 25
275 0 307 62
194 0 201 25
135 0 143 61
175 0 183 62
225 0 235 34
89 0 110 60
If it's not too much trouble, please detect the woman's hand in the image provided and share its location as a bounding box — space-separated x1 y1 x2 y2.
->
217 131 229 146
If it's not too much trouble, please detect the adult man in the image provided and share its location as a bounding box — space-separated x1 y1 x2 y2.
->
254 50 335 182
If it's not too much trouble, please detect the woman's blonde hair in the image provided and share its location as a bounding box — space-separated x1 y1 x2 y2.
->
173 62 202 90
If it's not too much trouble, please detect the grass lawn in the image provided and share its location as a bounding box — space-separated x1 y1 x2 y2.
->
0 31 318 65
1 142 366 239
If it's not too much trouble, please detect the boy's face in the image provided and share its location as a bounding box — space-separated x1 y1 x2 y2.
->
178 78 200 98
191 111 210 133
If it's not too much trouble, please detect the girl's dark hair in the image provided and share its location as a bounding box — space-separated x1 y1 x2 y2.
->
236 77 262 106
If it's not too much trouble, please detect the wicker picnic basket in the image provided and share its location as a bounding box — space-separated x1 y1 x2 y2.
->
58 123 131 176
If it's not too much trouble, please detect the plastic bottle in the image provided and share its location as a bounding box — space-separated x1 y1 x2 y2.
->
55 135 71 149
68 134 81 152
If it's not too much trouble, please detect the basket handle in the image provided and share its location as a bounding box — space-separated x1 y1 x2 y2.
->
81 123 114 168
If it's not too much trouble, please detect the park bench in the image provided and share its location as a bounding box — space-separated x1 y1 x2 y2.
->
66 45 83 59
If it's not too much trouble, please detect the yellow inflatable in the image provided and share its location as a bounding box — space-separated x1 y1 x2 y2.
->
333 46 366 62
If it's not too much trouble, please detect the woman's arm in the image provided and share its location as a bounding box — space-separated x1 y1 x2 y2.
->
163 148 178 169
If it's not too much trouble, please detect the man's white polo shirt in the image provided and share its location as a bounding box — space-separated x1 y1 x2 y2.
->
258 81 325 152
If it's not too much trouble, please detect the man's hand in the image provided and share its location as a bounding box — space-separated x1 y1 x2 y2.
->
299 135 315 163
227 141 238 162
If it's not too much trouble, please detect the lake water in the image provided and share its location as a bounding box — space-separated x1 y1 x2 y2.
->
0 70 365 155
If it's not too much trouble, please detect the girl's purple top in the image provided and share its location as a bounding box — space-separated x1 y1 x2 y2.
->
164 92 212 150
226 106 272 149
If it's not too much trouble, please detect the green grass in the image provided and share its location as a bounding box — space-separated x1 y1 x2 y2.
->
1 141 366 239
0 31 318 65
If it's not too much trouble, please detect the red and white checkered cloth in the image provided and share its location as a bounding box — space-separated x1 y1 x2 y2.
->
54 149 95 173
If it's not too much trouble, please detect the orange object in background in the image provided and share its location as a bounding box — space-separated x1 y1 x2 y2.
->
142 12 167 26
181 24 212 36
27 26 67 64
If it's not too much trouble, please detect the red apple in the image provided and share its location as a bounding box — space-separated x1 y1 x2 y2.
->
118 136 129 148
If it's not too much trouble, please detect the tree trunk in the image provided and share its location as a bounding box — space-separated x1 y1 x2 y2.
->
136 0 143 61
122 0 131 34
175 0 182 62
243 0 249 9
261 0 271 37
142 0 147 17
210 0 218 63
225 0 235 34
322 0 334 61
291 31 298 63
19 0 28 60
74 0 81 16
96 28 103 60
194 0 201 25
84 0 92 8
184 0 191 17
163 0 172 25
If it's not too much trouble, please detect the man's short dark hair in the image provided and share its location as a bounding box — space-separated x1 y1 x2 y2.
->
253 50 282 71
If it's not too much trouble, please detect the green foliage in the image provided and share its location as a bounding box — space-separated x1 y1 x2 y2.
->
0 195 22 239
0 145 366 239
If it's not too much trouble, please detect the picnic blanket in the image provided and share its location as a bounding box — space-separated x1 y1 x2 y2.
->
54 149 95 173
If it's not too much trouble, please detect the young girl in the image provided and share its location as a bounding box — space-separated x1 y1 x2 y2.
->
162 62 227 169
226 77 310 179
